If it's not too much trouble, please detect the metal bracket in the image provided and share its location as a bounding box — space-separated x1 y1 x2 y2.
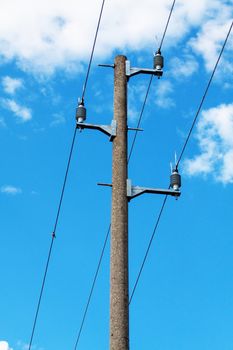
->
76 120 117 141
98 63 115 69
125 60 163 79
98 179 181 201
127 179 180 201
97 182 112 187
128 127 143 132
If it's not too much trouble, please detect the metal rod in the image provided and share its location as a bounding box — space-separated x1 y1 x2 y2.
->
97 183 112 187
110 55 129 350
98 64 115 68
127 127 143 131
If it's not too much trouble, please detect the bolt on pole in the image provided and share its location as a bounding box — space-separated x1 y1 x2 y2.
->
110 55 129 350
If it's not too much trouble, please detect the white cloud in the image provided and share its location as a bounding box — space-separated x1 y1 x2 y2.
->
189 16 233 72
154 80 175 109
184 103 233 184
50 112 66 127
0 0 231 76
2 99 32 122
2 76 23 94
0 341 13 350
169 55 199 78
1 185 22 195
40 86 61 105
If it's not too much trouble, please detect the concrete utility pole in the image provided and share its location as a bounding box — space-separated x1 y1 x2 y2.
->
76 51 181 350
110 55 129 350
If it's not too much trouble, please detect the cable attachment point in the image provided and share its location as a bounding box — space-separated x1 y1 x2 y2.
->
153 49 164 71
170 153 181 192
170 168 181 192
52 232 56 239
76 99 87 123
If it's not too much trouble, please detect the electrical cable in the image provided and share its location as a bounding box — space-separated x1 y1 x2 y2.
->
72 120 148 349
72 1 178 347
28 127 77 350
128 75 154 163
129 20 233 304
28 1 107 348
128 0 176 162
159 0 176 51
176 20 233 167
81 0 106 101
73 224 111 350
129 195 168 304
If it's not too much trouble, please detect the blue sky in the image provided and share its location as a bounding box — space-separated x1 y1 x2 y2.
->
1 1 233 349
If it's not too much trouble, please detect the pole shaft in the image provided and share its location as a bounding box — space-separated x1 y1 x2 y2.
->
110 55 129 350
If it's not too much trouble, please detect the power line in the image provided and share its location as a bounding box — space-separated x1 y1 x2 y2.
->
159 0 176 51
81 0 106 100
128 0 176 162
128 75 154 163
176 20 233 167
129 20 233 304
72 121 145 349
28 127 77 350
73 224 111 350
27 1 107 347
129 195 168 304
72 1 178 346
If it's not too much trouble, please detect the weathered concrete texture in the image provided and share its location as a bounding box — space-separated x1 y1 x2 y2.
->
110 55 129 350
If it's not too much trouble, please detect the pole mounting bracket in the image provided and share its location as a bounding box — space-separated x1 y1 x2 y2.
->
97 179 181 201
127 179 181 201
127 126 143 132
97 182 112 187
76 120 117 141
125 60 163 79
98 63 115 69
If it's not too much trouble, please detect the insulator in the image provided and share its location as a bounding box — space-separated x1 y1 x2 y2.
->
153 51 164 70
76 102 86 123
170 169 181 191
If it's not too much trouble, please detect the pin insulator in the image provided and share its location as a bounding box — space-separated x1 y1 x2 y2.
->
76 102 86 123
153 50 164 70
170 169 181 191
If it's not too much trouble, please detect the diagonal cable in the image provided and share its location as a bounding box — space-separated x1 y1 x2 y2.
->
129 20 233 304
128 75 154 163
128 0 176 162
159 0 176 51
81 0 106 100
28 127 77 350
176 20 233 167
129 195 168 304
28 1 107 348
73 223 111 350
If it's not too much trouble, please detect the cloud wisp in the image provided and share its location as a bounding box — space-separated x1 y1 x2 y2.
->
169 54 199 79
2 76 24 95
1 99 32 122
1 185 22 195
184 103 233 184
50 112 66 127
154 80 175 109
